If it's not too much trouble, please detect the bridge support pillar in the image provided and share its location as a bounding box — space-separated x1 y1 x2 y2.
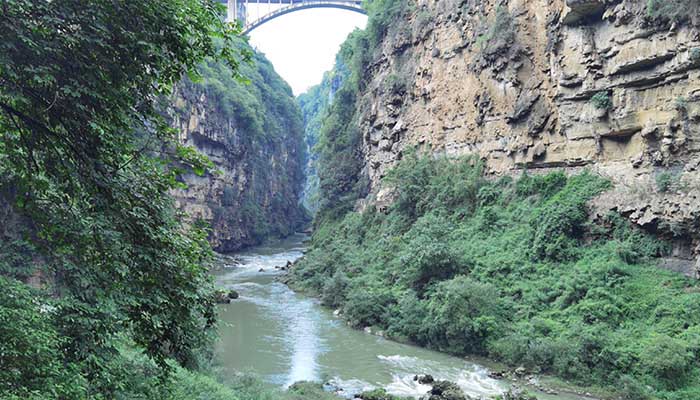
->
227 0 247 26
227 0 236 23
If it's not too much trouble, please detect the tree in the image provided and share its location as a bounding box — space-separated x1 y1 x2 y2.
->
0 0 248 391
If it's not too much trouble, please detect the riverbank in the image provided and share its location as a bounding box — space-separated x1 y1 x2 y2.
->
288 156 700 400
213 234 602 400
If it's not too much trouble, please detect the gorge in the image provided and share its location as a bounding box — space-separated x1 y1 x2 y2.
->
1 1 700 400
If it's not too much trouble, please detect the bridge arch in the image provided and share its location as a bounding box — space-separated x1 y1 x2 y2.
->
225 0 366 35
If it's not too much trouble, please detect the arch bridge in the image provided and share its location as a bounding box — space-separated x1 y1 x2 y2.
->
223 0 366 34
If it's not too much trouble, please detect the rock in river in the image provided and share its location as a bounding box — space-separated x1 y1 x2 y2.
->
421 380 468 400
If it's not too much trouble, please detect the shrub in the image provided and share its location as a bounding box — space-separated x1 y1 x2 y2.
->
530 173 610 261
617 375 652 400
691 48 700 63
606 213 670 263
388 292 430 343
343 289 394 328
383 73 407 95
424 276 507 354
675 96 689 111
295 153 699 396
358 388 408 400
647 0 700 23
591 91 612 110
0 277 87 399
655 171 678 193
398 213 461 293
321 271 350 308
515 171 567 199
640 335 694 388
286 381 341 400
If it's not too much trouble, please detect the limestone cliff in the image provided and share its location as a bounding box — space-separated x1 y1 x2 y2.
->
298 66 348 214
349 0 700 276
169 51 308 252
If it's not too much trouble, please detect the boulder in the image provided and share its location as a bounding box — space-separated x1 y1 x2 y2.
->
487 370 506 380
421 380 468 400
227 290 239 300
413 374 435 384
214 290 231 304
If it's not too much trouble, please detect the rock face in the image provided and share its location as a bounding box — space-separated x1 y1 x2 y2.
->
168 54 308 252
352 0 700 277
299 68 348 214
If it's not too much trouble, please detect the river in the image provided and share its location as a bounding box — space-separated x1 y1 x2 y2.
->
214 234 593 400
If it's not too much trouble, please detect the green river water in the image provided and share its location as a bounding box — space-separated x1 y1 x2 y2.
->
214 234 596 400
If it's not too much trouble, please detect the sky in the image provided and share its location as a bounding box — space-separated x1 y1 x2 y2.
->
246 5 367 95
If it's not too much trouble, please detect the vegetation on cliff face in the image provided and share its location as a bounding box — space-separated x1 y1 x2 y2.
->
293 154 700 400
297 1 700 398
310 0 415 220
173 40 309 250
647 0 700 23
298 66 349 214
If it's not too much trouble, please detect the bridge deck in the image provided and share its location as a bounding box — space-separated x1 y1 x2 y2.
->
222 0 366 34
221 0 361 4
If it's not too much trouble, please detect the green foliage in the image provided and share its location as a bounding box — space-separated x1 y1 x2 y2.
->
425 277 507 354
606 213 670 263
529 173 610 261
298 66 350 214
675 96 689 111
293 155 700 399
383 73 407 95
311 1 415 221
102 347 345 400
0 0 247 396
640 335 694 388
358 388 410 400
656 171 680 193
0 233 37 280
691 48 700 62
344 289 394 328
386 151 484 220
647 0 700 23
0 277 87 399
285 382 342 400
617 375 652 400
364 0 415 47
591 91 613 110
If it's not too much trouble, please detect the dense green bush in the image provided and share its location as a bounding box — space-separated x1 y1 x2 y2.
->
529 173 610 261
0 277 87 399
590 91 612 110
655 171 679 193
0 0 252 395
647 0 700 23
293 154 700 399
424 277 507 354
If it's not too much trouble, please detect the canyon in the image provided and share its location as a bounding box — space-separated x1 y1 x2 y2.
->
337 0 700 277
168 48 308 252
